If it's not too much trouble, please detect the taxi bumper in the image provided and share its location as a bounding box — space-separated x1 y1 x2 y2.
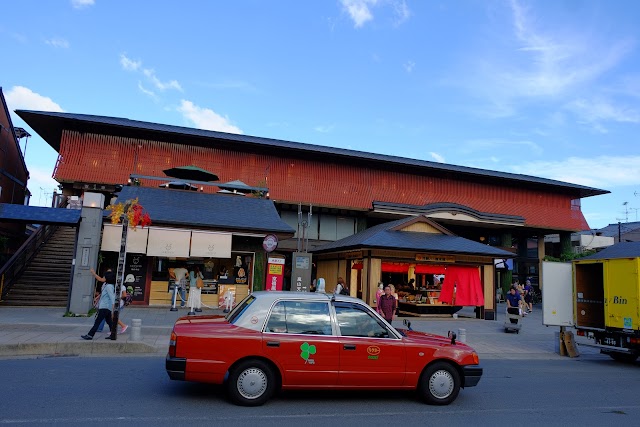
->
166 354 187 381
462 365 483 387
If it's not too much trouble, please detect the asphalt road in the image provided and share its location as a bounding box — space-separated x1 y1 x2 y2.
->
0 354 638 426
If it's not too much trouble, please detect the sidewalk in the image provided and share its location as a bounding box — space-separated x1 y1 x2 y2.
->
0 303 595 359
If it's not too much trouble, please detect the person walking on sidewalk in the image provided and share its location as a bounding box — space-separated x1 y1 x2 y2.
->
378 286 397 324
96 277 129 334
82 268 116 340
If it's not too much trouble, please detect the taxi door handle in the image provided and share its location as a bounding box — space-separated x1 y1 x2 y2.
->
267 341 280 348
343 344 356 350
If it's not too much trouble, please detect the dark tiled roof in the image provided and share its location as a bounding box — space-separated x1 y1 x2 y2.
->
113 186 295 235
373 201 525 224
0 204 81 225
15 110 608 198
590 221 640 238
579 242 640 260
312 216 513 257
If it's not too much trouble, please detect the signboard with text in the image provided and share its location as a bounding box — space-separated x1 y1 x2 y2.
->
124 254 148 302
265 256 285 291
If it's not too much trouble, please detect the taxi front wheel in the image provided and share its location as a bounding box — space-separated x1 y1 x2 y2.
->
227 359 276 406
419 361 461 405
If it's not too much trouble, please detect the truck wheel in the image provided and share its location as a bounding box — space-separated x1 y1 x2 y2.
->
227 359 276 406
609 352 639 363
419 361 461 405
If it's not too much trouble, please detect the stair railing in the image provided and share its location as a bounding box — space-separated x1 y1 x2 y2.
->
0 196 69 301
0 224 56 300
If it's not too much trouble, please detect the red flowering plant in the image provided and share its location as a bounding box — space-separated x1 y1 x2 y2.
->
105 198 152 229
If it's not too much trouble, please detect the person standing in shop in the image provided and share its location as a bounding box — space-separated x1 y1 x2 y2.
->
172 265 189 307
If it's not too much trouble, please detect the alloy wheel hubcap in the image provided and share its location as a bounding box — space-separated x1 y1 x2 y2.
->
429 369 454 399
237 368 267 399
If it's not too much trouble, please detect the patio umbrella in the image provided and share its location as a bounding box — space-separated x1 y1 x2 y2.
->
217 180 264 194
159 181 198 191
163 165 219 182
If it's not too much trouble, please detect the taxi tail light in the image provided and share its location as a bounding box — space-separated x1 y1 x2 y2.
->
630 337 640 345
576 330 585 337
169 331 177 358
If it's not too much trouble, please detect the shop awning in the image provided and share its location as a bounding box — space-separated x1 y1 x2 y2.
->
414 264 446 274
0 203 81 225
381 262 410 273
110 186 295 236
312 215 514 258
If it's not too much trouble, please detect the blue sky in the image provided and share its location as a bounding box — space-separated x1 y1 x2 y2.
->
2 0 640 228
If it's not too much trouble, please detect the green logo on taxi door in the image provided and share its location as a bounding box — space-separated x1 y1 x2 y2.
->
300 342 316 364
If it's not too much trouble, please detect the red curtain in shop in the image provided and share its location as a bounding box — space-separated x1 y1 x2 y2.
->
351 262 363 270
414 264 446 275
381 262 410 273
438 266 484 306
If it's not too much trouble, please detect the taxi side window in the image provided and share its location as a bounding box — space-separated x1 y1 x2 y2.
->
334 304 390 338
266 301 332 335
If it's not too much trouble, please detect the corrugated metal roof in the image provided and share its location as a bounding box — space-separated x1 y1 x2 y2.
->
312 216 513 257
113 186 295 234
15 110 608 198
578 241 640 260
0 204 81 225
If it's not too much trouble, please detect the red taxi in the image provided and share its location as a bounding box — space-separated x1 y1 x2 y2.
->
166 291 482 406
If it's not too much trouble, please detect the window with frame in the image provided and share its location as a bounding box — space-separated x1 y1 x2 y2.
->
266 300 332 335
334 303 391 338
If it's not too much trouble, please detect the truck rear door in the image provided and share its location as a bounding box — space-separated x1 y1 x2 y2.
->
605 258 639 331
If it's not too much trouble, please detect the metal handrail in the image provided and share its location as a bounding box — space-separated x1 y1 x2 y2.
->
0 224 55 300
0 196 69 301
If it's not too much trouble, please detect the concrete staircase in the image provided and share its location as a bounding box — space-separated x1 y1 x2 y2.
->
2 227 76 307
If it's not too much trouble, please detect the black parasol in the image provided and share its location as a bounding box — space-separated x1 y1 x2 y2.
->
163 165 219 182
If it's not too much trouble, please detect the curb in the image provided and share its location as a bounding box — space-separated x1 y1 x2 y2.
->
0 341 158 357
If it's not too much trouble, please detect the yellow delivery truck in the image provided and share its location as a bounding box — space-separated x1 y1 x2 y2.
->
573 242 640 363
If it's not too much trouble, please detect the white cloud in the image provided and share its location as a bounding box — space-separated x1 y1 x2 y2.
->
137 82 156 98
565 98 640 131
340 0 410 28
341 0 376 28
120 53 141 71
5 86 64 112
314 124 335 133
177 100 242 134
403 60 415 73
510 155 640 188
429 152 445 163
456 0 634 120
119 54 182 91
71 0 95 9
143 68 182 92
45 37 69 49
27 166 61 207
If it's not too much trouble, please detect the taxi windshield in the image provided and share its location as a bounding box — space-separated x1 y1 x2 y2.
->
226 295 256 324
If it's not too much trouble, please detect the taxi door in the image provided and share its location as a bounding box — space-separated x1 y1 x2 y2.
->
334 302 406 387
262 300 340 387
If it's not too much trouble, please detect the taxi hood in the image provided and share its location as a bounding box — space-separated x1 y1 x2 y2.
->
397 328 472 348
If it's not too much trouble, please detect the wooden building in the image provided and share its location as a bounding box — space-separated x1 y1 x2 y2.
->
16 110 609 316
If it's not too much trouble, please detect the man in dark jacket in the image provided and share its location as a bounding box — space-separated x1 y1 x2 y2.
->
378 286 397 324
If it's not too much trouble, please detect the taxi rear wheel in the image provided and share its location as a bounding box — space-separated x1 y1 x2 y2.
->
227 359 276 406
419 361 461 405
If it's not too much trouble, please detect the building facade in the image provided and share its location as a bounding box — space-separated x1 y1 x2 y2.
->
16 110 609 314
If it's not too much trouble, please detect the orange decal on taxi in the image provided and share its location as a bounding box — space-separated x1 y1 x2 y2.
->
367 346 380 359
